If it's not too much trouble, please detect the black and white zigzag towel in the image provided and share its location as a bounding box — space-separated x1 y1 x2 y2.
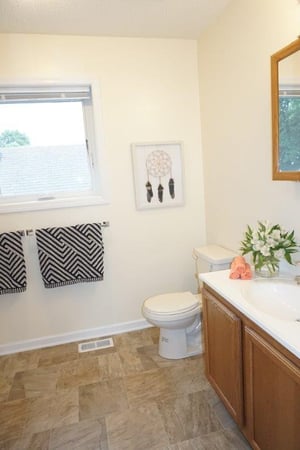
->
36 223 104 289
0 231 27 295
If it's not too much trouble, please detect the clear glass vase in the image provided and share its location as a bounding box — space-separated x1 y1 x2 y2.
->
254 261 279 278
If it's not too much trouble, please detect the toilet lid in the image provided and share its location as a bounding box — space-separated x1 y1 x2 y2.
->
143 291 199 315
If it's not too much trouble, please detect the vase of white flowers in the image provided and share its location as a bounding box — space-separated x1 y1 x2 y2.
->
240 221 298 277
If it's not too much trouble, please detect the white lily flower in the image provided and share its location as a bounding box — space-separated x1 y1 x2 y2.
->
260 245 271 256
274 249 284 258
266 237 275 247
271 229 281 240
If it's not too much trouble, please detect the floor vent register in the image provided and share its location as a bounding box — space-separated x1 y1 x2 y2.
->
78 337 114 353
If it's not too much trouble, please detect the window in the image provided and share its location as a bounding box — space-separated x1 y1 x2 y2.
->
0 84 105 212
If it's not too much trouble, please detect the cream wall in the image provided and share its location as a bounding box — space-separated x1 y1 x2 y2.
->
0 34 206 350
198 0 300 253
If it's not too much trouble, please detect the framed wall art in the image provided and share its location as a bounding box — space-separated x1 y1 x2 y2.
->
131 141 184 210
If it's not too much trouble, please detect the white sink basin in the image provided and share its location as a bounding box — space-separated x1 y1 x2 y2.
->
241 280 300 321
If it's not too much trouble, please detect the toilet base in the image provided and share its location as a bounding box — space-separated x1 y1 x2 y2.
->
158 327 202 359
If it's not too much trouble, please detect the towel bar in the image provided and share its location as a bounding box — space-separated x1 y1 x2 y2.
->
20 221 110 237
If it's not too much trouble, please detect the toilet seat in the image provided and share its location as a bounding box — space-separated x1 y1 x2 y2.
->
143 291 200 317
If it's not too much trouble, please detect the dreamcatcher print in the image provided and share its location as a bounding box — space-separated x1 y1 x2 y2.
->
132 141 183 210
145 150 175 203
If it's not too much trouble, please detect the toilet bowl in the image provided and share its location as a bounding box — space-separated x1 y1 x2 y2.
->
142 245 237 360
142 291 202 359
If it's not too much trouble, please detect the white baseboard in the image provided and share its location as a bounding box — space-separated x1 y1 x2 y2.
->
0 319 152 356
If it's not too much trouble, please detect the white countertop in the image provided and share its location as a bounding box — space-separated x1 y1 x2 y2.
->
199 270 300 359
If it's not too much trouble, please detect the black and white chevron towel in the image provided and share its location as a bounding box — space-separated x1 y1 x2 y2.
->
36 223 104 289
0 231 27 295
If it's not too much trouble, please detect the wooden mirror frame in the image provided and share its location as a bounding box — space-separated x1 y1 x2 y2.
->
271 38 300 181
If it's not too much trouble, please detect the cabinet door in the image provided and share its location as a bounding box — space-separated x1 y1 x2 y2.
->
202 290 244 426
244 326 300 450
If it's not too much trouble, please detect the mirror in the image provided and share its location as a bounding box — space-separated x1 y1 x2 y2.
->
271 38 300 181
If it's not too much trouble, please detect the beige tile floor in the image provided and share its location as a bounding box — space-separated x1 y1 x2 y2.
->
0 328 251 450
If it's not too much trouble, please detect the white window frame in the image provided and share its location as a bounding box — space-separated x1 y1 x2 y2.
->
0 81 109 213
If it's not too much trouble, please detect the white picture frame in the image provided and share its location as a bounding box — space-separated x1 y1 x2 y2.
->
131 141 184 210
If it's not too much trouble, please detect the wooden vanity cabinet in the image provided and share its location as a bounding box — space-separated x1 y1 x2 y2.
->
244 327 300 450
202 284 300 450
202 290 244 426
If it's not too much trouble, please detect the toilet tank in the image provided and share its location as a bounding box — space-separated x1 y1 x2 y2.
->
193 245 236 273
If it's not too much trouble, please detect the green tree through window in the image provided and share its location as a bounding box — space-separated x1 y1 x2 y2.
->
0 129 30 148
279 96 300 171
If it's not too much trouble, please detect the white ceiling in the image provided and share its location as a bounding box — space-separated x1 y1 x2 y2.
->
0 0 232 39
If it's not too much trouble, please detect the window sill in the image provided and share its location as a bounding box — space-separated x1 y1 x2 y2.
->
0 195 109 214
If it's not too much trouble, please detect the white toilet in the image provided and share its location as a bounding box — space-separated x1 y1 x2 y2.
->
142 245 236 359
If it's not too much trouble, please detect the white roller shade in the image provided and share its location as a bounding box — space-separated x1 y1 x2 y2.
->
0 85 91 103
